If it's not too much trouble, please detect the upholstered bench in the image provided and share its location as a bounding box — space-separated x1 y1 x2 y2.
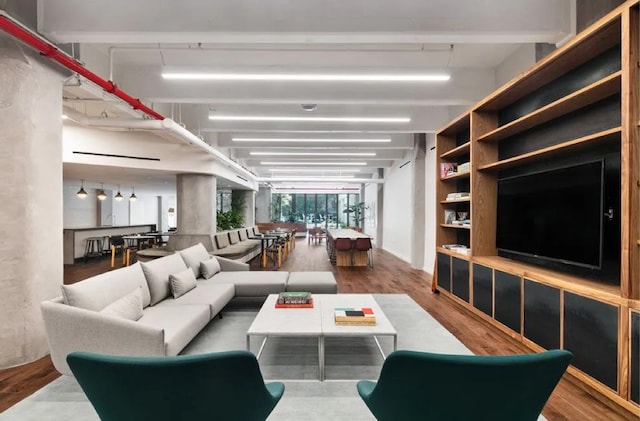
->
286 271 337 294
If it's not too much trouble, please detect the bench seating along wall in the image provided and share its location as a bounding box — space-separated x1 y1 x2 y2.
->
256 222 307 237
210 227 262 262
41 243 337 376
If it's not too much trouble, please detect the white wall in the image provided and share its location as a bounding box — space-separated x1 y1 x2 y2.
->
496 44 536 88
63 182 98 227
363 182 378 240
382 152 413 262
129 194 159 227
424 134 437 274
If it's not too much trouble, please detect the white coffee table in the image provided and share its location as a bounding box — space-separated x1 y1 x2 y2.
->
246 294 397 380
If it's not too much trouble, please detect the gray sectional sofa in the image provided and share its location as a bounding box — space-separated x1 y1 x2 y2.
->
41 243 335 375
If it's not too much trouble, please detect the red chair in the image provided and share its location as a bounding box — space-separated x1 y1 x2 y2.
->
334 237 354 266
354 237 373 268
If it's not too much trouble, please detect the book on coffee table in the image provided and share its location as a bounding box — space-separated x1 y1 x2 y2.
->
334 307 376 325
275 292 314 308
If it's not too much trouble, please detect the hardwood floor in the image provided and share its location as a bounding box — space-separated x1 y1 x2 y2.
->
0 239 635 419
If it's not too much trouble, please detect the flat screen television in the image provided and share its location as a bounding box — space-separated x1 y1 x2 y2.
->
496 160 604 271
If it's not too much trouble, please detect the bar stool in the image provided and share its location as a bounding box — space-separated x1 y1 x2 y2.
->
109 236 126 268
84 237 103 263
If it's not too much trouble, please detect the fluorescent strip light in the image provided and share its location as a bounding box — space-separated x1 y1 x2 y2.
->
250 152 375 157
264 175 357 180
269 169 361 173
233 137 392 143
163 73 450 82
261 161 367 166
210 115 410 123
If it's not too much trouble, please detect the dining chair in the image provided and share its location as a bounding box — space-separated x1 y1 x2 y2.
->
357 349 572 421
334 237 354 266
67 350 285 421
354 237 373 268
109 235 126 268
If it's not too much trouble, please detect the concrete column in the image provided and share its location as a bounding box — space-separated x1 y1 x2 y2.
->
167 174 217 251
376 168 384 247
232 190 255 227
0 39 64 368
411 134 426 269
255 186 272 222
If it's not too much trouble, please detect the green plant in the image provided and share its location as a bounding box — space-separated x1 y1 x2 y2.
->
342 202 368 229
217 196 245 230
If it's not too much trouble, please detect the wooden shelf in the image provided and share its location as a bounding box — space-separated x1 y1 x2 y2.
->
440 224 471 230
440 198 471 204
440 170 470 181
477 127 622 171
436 246 471 258
438 113 470 136
477 72 621 143
440 142 470 160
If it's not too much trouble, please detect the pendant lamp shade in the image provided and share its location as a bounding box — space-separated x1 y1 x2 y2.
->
76 180 88 199
129 186 138 202
115 185 124 201
97 182 107 201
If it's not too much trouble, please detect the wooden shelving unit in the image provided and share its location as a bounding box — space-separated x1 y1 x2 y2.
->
433 1 640 414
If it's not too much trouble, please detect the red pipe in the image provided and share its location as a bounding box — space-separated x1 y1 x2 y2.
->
0 15 165 120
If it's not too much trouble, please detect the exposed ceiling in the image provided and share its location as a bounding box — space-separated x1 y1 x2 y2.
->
43 0 573 191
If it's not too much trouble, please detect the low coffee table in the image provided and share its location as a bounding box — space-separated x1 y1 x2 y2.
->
246 294 397 380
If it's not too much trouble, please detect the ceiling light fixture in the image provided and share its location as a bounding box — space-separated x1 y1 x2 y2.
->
210 115 410 123
264 175 357 180
301 104 317 111
162 72 450 82
97 183 107 201
114 185 124 201
250 152 375 157
260 161 367 166
269 169 361 173
129 186 138 202
62 114 69 120
76 179 88 199
232 137 391 143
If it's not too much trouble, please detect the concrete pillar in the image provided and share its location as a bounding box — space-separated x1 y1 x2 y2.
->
0 38 64 368
411 134 426 269
232 190 255 227
376 168 384 247
255 186 272 222
167 174 217 251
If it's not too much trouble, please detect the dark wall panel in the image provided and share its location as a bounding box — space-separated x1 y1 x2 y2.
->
451 257 469 302
524 280 560 350
494 271 521 333
473 264 493 317
436 252 451 291
631 311 640 404
564 292 618 390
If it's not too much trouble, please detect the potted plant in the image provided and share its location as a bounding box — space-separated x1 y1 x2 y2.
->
342 202 368 231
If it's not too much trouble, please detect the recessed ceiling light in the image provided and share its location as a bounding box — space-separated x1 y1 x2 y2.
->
250 152 375 157
232 137 391 143
262 175 357 181
269 168 361 172
163 72 450 82
261 161 367 166
209 115 410 123
62 114 69 120
301 104 317 111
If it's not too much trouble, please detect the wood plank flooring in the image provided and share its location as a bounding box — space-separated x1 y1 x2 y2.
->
0 239 635 419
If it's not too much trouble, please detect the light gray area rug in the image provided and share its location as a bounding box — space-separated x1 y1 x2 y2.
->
1 294 546 420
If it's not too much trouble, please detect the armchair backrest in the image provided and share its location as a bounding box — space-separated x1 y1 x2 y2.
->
67 350 284 421
358 349 572 421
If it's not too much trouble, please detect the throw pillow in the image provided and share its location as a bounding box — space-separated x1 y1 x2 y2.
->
200 257 221 279
100 287 144 321
169 268 198 299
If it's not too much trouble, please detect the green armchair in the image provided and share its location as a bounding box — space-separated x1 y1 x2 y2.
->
357 349 572 421
67 350 284 421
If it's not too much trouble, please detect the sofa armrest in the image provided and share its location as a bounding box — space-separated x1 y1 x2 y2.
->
212 255 250 271
41 298 165 376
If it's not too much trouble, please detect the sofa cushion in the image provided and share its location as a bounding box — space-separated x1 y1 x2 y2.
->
156 282 235 319
229 230 240 244
100 287 144 321
138 304 210 355
61 263 151 311
238 229 248 241
200 257 221 279
211 271 289 296
169 268 198 299
141 253 188 305
179 243 211 278
215 232 230 249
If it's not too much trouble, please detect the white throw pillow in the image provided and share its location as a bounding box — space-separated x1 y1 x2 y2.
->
169 268 198 299
100 287 144 321
200 257 221 279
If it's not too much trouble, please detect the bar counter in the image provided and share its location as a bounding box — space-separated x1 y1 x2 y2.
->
63 224 156 264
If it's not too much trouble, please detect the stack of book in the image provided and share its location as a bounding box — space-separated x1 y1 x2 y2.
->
445 192 470 201
334 307 376 325
275 292 313 308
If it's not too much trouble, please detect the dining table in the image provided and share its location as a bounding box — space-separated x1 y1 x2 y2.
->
326 228 373 267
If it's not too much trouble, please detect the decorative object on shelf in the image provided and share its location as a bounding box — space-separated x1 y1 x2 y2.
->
457 212 469 221
440 162 457 178
276 291 312 305
129 186 138 202
114 185 124 201
458 161 470 172
446 192 470 201
444 210 456 224
76 179 88 199
97 183 107 201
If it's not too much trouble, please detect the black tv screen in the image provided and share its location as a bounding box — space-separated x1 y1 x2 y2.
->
496 161 604 270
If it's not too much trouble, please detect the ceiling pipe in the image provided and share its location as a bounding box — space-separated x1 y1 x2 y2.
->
0 11 164 120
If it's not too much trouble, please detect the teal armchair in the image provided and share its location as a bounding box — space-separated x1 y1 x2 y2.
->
357 349 572 421
67 350 284 421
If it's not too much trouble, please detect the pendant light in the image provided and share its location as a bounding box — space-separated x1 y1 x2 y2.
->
97 182 107 201
114 185 124 201
129 186 138 202
76 179 88 199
